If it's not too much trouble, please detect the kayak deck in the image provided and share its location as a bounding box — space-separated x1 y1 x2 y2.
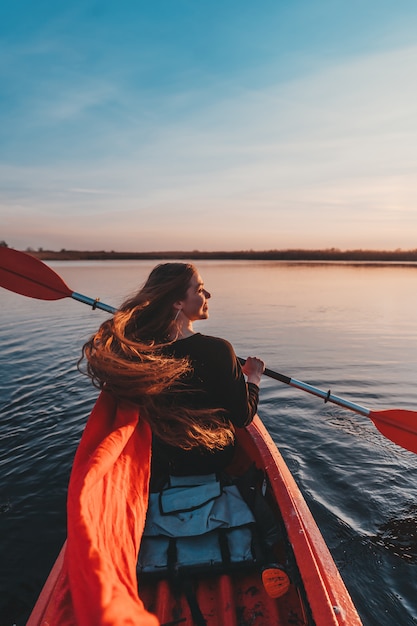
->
137 415 362 625
28 414 362 625
140 570 308 625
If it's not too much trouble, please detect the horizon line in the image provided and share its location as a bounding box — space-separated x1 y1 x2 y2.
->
18 246 417 262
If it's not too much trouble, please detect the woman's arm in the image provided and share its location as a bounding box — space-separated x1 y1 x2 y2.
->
212 340 265 428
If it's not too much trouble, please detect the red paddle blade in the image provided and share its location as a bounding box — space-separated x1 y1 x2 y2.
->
0 248 72 301
369 409 417 454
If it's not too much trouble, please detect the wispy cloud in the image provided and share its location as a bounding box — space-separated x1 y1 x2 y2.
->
2 27 417 251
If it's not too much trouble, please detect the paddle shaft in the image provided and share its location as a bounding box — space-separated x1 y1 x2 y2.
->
265 368 370 416
72 292 116 314
237 359 370 417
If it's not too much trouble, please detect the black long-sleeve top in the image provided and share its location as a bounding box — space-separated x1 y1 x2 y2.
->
151 333 259 481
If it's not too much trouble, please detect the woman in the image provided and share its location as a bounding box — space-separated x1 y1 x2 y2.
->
80 262 265 483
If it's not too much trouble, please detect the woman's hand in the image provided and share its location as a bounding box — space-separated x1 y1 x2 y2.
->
241 356 265 386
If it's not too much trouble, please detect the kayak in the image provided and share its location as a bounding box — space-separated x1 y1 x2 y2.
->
27 414 362 626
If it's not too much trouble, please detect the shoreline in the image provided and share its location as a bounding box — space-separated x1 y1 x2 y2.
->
21 248 417 263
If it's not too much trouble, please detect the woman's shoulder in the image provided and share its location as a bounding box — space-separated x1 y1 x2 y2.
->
188 333 236 358
191 332 233 348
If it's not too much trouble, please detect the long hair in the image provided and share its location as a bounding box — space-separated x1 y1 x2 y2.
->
79 263 235 450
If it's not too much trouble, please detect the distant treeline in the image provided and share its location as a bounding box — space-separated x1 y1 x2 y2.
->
24 247 417 262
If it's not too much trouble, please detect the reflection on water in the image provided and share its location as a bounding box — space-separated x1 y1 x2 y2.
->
373 505 417 563
1 260 417 625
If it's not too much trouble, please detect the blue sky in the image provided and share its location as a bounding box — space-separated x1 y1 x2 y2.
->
2 1 417 252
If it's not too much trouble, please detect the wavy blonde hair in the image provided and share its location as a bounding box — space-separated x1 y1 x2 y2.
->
79 263 235 450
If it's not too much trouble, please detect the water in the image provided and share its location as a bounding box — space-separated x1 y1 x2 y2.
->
1 260 417 625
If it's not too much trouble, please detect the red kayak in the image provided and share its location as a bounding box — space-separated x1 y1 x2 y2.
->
28 413 362 625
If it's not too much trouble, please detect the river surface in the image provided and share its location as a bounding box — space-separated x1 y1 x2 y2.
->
1 260 417 625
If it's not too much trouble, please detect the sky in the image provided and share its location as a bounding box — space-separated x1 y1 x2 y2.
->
1 0 417 252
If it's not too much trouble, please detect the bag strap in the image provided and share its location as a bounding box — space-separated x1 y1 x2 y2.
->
182 579 207 626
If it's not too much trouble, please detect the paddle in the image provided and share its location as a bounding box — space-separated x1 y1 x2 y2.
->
1 247 416 454
0 247 115 313
238 358 417 454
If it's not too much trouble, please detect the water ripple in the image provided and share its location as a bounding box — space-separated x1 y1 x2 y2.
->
2 261 417 625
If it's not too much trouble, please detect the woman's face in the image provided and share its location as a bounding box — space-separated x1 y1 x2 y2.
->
179 272 211 321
